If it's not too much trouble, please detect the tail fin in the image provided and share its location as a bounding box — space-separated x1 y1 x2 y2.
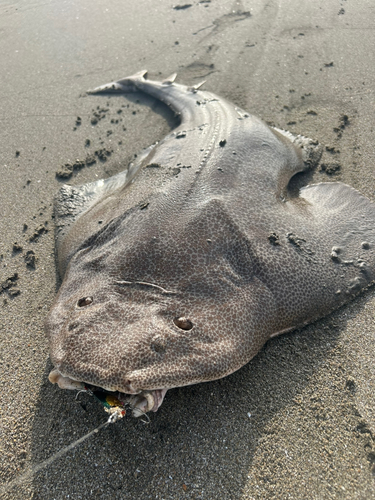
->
87 70 148 94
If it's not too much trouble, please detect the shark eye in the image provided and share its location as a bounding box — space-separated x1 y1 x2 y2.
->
77 297 93 308
174 317 193 330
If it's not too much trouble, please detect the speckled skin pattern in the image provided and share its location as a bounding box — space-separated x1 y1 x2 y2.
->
45 71 375 400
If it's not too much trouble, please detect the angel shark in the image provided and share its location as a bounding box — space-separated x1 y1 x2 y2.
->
45 71 375 417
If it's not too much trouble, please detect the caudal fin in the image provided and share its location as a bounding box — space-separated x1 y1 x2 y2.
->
87 70 148 94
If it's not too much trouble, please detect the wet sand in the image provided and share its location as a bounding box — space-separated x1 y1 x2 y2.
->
0 0 374 498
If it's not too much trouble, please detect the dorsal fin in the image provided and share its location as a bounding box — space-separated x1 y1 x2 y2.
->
162 73 177 85
190 80 206 92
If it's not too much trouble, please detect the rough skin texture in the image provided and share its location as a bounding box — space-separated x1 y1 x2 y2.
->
45 72 375 401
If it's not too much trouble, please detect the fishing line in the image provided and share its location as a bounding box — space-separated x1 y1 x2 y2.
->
0 411 121 496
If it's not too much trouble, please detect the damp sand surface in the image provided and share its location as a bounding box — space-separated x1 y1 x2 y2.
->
0 1 375 498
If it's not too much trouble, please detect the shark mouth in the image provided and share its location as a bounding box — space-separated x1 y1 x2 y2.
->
48 369 167 418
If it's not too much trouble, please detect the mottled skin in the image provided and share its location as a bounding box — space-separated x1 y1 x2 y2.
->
45 71 375 414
